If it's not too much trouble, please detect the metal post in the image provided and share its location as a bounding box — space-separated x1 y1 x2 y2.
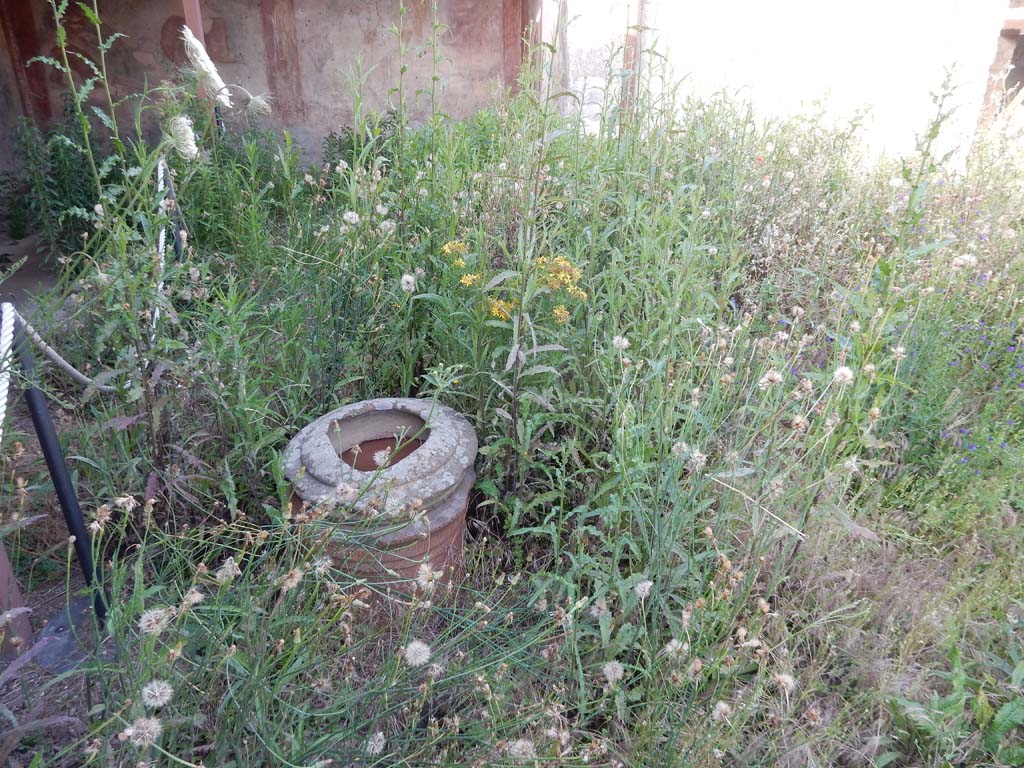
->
13 322 107 623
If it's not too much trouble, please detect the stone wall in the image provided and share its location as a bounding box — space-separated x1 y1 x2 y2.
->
979 1 1024 128
0 0 540 170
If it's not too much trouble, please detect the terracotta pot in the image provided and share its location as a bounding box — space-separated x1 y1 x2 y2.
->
283 398 477 590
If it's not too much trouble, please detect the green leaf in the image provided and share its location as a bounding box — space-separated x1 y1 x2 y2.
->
998 745 1024 766
484 270 520 291
598 608 612 648
873 752 902 767
905 239 953 260
521 365 559 377
27 55 67 73
91 106 115 132
101 32 125 51
76 3 99 25
984 697 1024 752
1011 661 1024 689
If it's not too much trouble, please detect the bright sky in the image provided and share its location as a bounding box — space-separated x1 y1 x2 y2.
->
561 0 1009 157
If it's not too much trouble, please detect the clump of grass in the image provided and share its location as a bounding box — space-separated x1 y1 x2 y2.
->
1 3 1022 766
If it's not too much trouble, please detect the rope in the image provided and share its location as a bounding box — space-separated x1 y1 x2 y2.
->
0 301 117 450
1 157 181 450
152 155 168 348
0 303 14 451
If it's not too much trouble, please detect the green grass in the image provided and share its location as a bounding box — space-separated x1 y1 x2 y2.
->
0 4 1022 766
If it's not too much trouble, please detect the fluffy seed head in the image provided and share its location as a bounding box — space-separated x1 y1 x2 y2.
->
634 579 653 600
215 556 242 585
602 660 625 685
366 731 385 755
279 567 305 592
772 671 798 693
141 680 174 708
124 716 163 746
404 639 432 667
169 115 199 160
832 366 854 386
416 561 442 594
138 607 174 636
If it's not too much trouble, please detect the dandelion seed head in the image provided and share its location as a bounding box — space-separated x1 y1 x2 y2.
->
401 273 416 293
279 567 305 592
138 607 174 636
343 210 360 225
772 671 798 693
602 660 625 685
832 366 854 386
404 639 432 667
952 253 978 270
123 716 163 746
415 561 442 594
215 556 242 585
612 335 630 351
634 579 653 600
687 449 707 473
114 495 139 512
366 731 385 755
711 700 732 721
507 739 537 758
141 679 174 708
663 638 688 660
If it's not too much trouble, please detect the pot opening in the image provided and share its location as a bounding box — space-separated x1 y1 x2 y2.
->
341 436 425 471
328 410 429 472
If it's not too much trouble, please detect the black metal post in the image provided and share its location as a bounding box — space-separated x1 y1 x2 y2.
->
13 321 107 623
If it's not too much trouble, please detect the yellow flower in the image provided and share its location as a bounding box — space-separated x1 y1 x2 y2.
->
442 241 469 258
489 298 514 320
552 305 570 324
453 257 466 269
535 255 583 291
460 273 481 286
567 285 588 301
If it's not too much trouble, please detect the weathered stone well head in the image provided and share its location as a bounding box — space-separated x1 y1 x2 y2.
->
283 398 477 588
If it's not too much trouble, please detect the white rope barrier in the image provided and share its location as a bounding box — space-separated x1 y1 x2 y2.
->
1 156 181 452
0 303 14 451
0 301 118 450
152 155 168 349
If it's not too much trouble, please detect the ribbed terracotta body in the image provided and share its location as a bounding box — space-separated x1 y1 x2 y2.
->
326 468 473 587
283 398 477 593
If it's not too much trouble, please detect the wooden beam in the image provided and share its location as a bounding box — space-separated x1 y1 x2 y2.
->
0 0 53 123
502 0 522 90
260 0 305 118
1 543 33 658
181 0 206 46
